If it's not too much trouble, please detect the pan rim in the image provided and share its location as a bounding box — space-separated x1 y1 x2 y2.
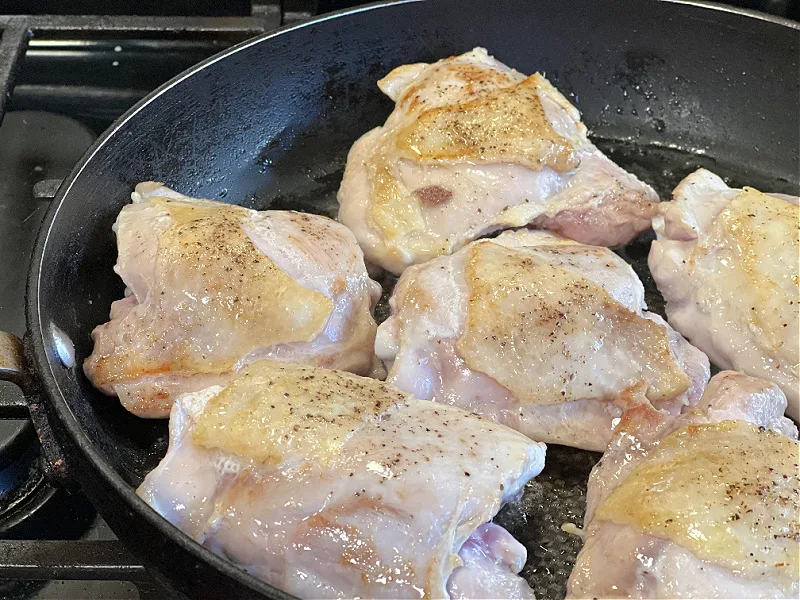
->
664 0 799 28
25 0 799 597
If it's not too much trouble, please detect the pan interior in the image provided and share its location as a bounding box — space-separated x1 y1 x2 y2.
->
31 1 798 598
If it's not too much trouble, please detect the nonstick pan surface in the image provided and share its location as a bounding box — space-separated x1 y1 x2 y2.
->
20 0 800 597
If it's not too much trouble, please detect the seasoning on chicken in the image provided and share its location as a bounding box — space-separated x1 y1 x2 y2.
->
138 361 546 599
568 371 798 599
338 47 658 274
376 229 709 451
85 183 381 417
649 168 800 419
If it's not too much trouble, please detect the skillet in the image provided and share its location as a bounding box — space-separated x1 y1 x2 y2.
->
0 0 797 597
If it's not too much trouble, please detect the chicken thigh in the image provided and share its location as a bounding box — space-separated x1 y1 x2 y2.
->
376 230 709 451
649 169 799 419
138 360 545 599
84 183 381 418
338 47 658 274
568 371 799 599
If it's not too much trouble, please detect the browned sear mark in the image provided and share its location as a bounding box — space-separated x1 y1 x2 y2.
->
414 185 454 206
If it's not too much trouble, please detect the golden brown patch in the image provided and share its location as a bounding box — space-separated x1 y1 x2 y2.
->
597 420 799 594
331 278 347 295
192 361 408 465
92 198 333 385
712 189 799 354
396 74 577 172
456 242 690 405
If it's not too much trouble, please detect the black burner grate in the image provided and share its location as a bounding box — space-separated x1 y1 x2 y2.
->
0 10 291 598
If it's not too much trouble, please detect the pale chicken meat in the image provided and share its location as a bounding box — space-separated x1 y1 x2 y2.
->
338 47 658 274
84 183 381 418
138 361 545 599
376 230 709 451
649 169 799 419
568 371 799 599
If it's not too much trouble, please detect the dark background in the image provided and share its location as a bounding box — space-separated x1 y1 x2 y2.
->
1 0 798 19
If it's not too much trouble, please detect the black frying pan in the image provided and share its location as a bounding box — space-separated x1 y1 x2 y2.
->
0 0 797 598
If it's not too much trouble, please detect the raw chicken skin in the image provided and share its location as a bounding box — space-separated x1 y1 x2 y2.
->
338 47 658 274
376 230 709 451
568 371 799 599
84 183 381 418
649 169 799 419
138 361 544 599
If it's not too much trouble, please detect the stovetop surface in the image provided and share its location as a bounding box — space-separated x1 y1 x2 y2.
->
0 106 139 600
0 17 269 600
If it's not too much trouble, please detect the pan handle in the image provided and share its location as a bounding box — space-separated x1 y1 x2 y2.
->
0 330 77 490
0 331 36 410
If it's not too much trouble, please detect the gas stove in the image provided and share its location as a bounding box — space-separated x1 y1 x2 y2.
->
0 7 301 598
0 1 796 598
